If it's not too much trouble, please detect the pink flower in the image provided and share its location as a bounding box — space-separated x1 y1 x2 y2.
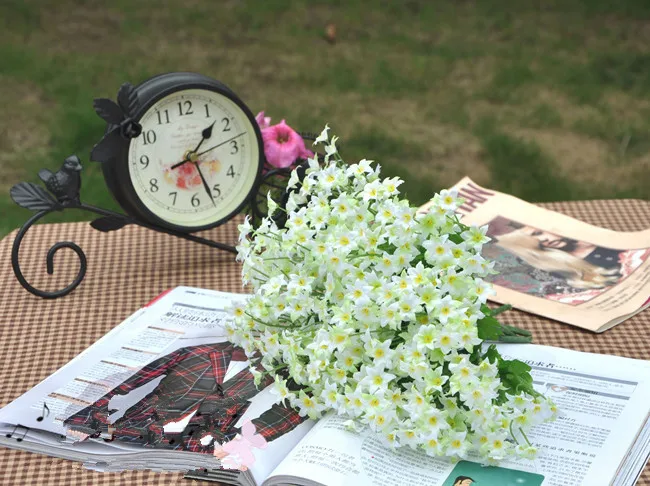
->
217 420 267 471
262 120 313 169
255 111 272 129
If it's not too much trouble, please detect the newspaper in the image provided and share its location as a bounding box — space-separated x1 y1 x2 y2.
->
419 177 650 332
262 344 650 486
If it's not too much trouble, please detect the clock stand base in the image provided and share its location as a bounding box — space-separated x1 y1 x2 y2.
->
7 158 277 300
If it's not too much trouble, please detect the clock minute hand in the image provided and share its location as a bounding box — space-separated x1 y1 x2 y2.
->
196 132 246 157
195 162 216 207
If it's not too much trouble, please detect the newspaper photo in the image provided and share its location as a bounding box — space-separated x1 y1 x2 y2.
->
420 177 650 332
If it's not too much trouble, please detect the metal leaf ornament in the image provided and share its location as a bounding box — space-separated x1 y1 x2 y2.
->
90 216 129 232
90 83 142 164
10 182 59 211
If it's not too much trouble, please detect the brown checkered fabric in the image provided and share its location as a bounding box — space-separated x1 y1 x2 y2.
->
0 201 649 485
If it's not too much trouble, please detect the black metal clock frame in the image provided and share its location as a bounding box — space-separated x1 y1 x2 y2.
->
93 72 266 233
9 73 312 299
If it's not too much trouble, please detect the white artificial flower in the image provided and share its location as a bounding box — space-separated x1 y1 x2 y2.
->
230 127 556 464
313 124 330 145
438 188 460 211
271 376 294 406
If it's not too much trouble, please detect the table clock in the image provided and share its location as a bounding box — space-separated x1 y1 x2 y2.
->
9 72 310 298
92 72 264 233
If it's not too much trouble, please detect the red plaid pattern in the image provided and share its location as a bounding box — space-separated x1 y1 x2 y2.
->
64 343 304 451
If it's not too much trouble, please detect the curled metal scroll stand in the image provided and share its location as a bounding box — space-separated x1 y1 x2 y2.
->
10 155 295 299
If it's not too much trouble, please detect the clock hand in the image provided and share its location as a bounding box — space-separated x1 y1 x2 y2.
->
196 132 246 158
195 162 216 207
193 120 216 153
170 121 217 170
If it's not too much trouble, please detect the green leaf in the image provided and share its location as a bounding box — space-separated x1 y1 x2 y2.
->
483 344 501 364
448 233 464 244
501 359 531 375
498 358 539 397
477 315 504 341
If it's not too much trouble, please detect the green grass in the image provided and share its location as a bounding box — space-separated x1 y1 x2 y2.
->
474 117 577 202
1 0 649 237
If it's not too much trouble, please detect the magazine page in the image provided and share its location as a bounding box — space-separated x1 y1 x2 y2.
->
0 287 311 476
232 386 314 485
419 177 650 332
264 344 650 486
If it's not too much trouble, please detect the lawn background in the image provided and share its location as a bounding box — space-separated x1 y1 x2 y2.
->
1 0 649 237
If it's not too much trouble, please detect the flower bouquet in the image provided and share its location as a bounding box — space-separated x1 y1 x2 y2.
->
228 127 556 464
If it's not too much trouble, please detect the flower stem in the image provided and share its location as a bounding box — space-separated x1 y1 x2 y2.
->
509 420 520 445
244 312 298 329
490 304 512 316
499 335 532 344
262 362 289 373
347 253 378 260
503 324 532 337
252 267 270 279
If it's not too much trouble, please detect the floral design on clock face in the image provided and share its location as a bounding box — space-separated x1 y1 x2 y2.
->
128 88 260 229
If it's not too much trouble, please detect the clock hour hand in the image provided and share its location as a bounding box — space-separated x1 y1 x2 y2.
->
195 162 216 207
170 121 216 170
193 120 216 153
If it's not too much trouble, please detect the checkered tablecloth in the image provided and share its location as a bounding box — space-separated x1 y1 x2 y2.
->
0 200 648 485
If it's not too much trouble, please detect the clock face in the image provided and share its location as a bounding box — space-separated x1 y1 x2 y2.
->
127 88 261 229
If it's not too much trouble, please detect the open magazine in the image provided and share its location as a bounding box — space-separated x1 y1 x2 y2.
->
0 287 313 483
190 343 650 486
0 287 648 485
419 177 650 332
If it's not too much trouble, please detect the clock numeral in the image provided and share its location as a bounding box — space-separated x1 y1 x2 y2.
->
204 104 210 118
156 109 170 125
169 191 177 205
212 184 221 198
149 178 159 192
227 165 235 178
142 130 157 145
139 155 150 169
221 117 231 132
191 193 201 207
230 140 239 154
178 100 193 116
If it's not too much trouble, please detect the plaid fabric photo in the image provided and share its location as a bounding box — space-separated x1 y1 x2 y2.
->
64 343 305 451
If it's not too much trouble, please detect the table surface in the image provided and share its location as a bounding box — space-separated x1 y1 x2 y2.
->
0 199 649 486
